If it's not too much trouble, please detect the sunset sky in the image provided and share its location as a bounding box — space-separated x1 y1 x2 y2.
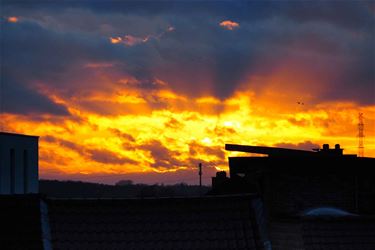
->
1 1 374 185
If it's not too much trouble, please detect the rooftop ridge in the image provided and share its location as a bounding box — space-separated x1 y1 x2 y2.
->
225 144 315 156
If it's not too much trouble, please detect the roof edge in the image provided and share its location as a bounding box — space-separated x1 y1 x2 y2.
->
0 132 39 138
225 144 315 156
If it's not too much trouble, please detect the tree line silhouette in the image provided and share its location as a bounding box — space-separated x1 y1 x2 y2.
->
39 179 210 198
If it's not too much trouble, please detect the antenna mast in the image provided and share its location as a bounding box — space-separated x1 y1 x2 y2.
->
358 113 364 157
198 163 202 196
198 163 202 187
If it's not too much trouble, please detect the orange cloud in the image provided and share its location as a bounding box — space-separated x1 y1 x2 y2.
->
110 35 148 46
219 20 239 30
109 36 122 44
7 16 18 23
3 77 374 184
109 26 175 47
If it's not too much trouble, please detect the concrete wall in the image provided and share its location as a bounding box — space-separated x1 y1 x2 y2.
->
0 133 38 194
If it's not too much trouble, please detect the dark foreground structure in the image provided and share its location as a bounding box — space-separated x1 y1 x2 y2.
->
1 134 375 249
0 132 39 194
1 194 268 250
218 143 375 215
211 143 375 249
2 194 375 250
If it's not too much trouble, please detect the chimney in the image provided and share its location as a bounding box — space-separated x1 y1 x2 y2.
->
212 171 228 189
335 144 343 155
320 143 343 155
216 171 227 179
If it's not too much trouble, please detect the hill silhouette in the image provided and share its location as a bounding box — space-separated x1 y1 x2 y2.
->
39 179 210 198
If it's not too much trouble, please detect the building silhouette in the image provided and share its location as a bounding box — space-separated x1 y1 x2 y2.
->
215 143 375 215
1 134 375 249
0 132 39 194
211 143 375 249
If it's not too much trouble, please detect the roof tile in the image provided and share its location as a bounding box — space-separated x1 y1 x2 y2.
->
47 195 261 250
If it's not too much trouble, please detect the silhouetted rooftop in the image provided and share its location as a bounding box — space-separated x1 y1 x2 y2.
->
225 144 352 157
2 194 375 249
0 195 45 250
47 194 264 250
1 194 266 250
0 132 39 138
226 144 316 156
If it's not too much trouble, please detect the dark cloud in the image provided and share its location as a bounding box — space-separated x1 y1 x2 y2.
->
87 149 137 165
43 135 137 165
321 39 375 104
1 0 374 110
212 126 237 137
2 77 70 115
188 141 225 159
43 135 84 153
274 141 320 151
139 140 184 169
1 20 112 115
282 1 374 31
164 118 183 130
139 139 225 171
108 128 136 142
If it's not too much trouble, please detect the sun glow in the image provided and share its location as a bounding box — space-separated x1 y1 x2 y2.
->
3 85 374 183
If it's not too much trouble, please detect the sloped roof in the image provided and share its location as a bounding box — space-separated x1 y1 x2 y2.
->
0 195 44 250
270 216 375 250
0 132 39 138
47 194 264 250
225 144 316 156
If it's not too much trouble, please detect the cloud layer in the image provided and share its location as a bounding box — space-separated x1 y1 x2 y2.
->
1 1 374 184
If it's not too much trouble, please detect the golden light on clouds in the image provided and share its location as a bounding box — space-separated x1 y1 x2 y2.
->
2 1 374 186
110 35 150 46
3 85 375 182
109 26 175 47
219 20 240 30
109 37 122 44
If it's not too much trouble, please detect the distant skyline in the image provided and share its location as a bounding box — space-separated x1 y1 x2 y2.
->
1 1 374 184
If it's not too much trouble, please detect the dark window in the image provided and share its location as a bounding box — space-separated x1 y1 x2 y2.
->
23 150 28 193
10 149 15 194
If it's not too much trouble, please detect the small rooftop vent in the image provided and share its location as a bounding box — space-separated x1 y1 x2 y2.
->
319 144 343 155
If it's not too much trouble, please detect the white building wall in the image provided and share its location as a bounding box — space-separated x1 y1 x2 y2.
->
0 132 39 194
